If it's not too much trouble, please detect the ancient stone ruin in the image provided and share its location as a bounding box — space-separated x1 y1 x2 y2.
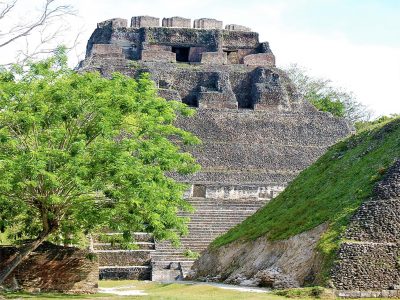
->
80 16 352 281
0 242 98 293
331 160 400 298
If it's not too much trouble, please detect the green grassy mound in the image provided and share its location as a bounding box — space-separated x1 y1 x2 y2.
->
212 117 400 281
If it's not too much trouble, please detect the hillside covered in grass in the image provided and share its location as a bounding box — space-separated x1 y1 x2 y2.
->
210 117 400 280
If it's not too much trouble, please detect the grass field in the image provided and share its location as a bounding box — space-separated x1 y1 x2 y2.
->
0 280 315 300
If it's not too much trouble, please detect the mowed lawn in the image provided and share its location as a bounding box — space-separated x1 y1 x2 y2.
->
0 280 307 300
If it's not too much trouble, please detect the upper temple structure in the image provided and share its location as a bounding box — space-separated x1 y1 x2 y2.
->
80 16 353 281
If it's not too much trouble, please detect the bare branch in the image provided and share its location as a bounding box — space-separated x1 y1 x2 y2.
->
0 0 76 48
0 0 16 20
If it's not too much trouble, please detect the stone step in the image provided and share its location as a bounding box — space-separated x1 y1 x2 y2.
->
94 232 154 243
153 255 193 261
187 201 265 205
183 211 258 214
93 242 155 250
99 266 151 280
152 261 194 266
97 250 152 266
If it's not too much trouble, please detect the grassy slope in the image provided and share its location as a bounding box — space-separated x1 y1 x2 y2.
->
211 117 400 281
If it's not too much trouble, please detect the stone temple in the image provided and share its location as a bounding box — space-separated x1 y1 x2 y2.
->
80 16 352 281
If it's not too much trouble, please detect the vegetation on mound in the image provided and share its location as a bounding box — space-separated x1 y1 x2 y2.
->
212 117 400 282
274 287 333 299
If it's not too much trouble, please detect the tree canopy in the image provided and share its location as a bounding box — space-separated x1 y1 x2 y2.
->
0 49 200 283
285 64 371 124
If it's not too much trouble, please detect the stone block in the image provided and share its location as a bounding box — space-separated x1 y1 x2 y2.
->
193 18 223 29
90 44 124 58
142 43 172 51
131 16 159 28
225 24 251 31
0 243 98 293
201 52 227 65
157 88 182 101
99 266 151 280
251 68 289 110
162 17 191 28
198 91 238 109
243 53 276 67
97 18 127 29
97 250 152 266
141 50 176 63
189 46 208 62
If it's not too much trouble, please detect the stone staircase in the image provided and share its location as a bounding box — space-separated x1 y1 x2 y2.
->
94 232 155 280
151 197 268 281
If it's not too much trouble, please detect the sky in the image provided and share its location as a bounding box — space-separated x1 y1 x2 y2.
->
1 0 400 117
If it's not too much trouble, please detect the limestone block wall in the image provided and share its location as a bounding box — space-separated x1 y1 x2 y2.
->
194 18 223 29
131 16 160 28
162 17 191 28
331 160 400 295
86 17 268 64
201 52 227 65
244 53 276 67
0 242 98 293
141 50 176 63
199 184 285 200
225 24 251 32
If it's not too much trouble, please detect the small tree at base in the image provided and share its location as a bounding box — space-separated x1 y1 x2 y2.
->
0 49 200 284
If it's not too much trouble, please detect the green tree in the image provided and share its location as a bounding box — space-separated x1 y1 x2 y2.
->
0 49 200 284
286 64 371 123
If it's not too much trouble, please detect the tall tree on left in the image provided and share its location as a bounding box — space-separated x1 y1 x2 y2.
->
0 48 200 284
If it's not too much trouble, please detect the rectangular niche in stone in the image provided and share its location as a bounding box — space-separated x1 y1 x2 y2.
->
192 184 206 198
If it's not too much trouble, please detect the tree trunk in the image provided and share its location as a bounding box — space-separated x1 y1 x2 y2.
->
0 231 49 285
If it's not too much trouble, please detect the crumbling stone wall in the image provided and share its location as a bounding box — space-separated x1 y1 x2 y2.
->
0 242 98 293
85 16 274 66
331 160 400 296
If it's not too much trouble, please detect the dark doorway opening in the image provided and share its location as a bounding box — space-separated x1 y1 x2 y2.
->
172 46 190 62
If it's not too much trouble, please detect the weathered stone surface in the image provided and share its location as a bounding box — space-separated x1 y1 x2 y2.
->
90 44 124 59
99 266 151 280
330 159 400 293
331 243 400 291
374 160 400 200
97 250 151 266
131 16 159 28
243 53 276 67
162 17 191 28
193 18 223 29
141 50 176 63
251 67 288 109
200 52 227 65
0 242 98 293
97 18 127 29
157 88 181 101
225 24 251 32
189 224 327 289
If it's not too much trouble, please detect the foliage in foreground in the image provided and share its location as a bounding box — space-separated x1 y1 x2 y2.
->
212 117 400 282
0 50 200 282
